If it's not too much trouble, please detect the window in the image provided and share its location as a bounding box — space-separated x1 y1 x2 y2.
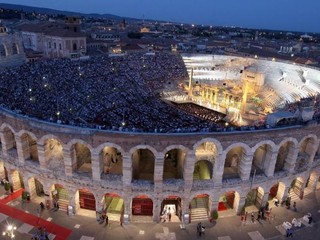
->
54 42 56 49
49 42 51 49
59 43 62 50
12 43 18 54
0 44 6 56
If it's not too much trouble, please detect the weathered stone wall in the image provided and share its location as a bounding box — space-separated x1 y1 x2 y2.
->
1 108 320 222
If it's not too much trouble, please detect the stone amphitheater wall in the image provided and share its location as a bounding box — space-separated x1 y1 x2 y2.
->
1 109 320 222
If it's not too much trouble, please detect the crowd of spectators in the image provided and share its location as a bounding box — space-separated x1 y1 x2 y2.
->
1 50 319 133
280 95 320 121
0 51 222 132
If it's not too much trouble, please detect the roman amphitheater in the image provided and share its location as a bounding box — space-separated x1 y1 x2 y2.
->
1 52 320 224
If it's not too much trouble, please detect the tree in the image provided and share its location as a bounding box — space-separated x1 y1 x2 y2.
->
4 181 11 194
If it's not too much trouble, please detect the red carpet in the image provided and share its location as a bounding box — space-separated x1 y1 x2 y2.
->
0 191 72 240
0 188 24 204
218 202 228 211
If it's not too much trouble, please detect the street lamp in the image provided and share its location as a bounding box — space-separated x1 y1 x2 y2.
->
2 224 16 239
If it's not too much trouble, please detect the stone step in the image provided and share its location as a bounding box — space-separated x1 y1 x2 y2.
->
107 213 120 222
57 199 69 211
190 206 208 223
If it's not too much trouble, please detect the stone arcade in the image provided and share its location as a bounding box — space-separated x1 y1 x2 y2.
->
1 108 320 223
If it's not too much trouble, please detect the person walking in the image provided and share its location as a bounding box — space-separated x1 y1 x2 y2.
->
40 202 45 212
251 212 255 223
257 211 261 222
105 214 109 227
197 222 202 236
286 228 293 237
120 214 123 226
293 202 297 212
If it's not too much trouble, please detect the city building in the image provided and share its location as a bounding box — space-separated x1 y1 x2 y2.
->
0 24 26 68
17 18 86 58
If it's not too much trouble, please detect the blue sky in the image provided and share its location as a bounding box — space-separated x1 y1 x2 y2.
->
3 0 320 33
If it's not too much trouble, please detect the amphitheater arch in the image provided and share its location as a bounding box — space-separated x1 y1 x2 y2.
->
161 195 182 222
101 192 124 222
69 141 93 176
27 177 45 200
218 191 240 215
289 177 304 200
252 142 275 176
193 138 223 154
38 134 64 146
297 135 318 169
11 170 24 191
0 160 8 180
163 146 187 180
130 145 156 182
75 188 96 211
43 138 64 173
50 183 70 211
268 182 286 202
95 143 125 156
0 123 16 133
1 125 17 158
20 132 39 164
245 186 264 211
275 139 298 173
193 160 213 180
132 194 154 217
195 141 219 162
222 143 251 180
189 193 210 222
98 144 123 176
0 43 7 57
305 172 318 194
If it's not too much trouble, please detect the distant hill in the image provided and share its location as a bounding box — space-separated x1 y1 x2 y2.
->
0 3 123 19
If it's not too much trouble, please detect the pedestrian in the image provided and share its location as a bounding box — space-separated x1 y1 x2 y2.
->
286 228 293 237
168 212 172 221
40 202 45 211
293 202 297 212
105 214 109 227
120 214 123 226
257 211 261 222
261 208 265 220
197 222 202 236
162 213 167 222
251 212 255 223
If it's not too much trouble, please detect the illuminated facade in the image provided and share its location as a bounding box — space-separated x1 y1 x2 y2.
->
1 107 320 223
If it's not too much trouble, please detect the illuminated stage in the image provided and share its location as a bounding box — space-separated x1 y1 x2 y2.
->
164 54 320 126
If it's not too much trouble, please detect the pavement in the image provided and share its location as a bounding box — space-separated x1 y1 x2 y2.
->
0 186 319 240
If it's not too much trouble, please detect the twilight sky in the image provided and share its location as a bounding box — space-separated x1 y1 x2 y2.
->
3 0 320 33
